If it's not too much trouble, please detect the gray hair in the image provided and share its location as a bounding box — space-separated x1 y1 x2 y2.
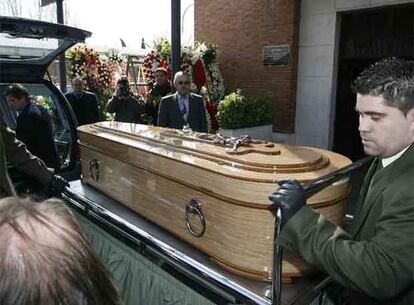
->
173 71 190 83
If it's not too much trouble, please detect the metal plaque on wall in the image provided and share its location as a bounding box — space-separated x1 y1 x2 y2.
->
262 45 290 65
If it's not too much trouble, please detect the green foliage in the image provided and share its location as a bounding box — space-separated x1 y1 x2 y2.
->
34 95 60 130
35 95 53 112
217 89 274 129
153 38 171 60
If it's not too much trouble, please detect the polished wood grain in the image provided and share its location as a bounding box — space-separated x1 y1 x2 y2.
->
78 122 352 281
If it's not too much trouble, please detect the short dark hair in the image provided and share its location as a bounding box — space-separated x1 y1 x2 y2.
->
155 67 168 76
72 76 84 84
352 57 414 114
5 83 29 99
117 76 130 87
0 197 121 305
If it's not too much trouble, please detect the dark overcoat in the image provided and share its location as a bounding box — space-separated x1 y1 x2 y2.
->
65 91 100 125
16 102 60 170
0 112 52 196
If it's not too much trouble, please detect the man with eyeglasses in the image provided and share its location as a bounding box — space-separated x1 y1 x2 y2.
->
157 71 207 132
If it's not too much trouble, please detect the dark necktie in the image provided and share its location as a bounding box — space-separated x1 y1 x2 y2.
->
179 97 187 116
376 158 383 171
367 158 383 191
350 158 383 237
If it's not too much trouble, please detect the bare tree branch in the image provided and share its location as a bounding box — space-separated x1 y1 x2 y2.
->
3 0 22 16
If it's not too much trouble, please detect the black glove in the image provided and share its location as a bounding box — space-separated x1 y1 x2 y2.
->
268 179 306 225
47 175 69 197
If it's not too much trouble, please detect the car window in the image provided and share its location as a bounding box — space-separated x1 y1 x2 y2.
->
0 83 73 171
0 32 58 60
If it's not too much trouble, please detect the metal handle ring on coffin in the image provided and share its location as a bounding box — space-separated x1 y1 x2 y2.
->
89 159 100 182
185 198 206 237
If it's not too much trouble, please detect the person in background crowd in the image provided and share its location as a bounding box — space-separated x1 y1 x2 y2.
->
269 57 414 305
0 107 68 198
65 77 100 126
145 67 171 125
0 197 121 305
157 71 207 132
6 83 60 171
106 77 145 124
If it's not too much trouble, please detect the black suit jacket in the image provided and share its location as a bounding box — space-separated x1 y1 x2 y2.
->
65 91 100 126
144 82 171 125
157 93 207 132
15 102 60 170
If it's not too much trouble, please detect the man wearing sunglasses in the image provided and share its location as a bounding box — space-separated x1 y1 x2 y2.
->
157 71 207 132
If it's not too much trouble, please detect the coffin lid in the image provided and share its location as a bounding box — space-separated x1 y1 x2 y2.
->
78 122 351 185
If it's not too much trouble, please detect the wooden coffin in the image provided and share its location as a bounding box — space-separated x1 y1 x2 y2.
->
78 121 352 282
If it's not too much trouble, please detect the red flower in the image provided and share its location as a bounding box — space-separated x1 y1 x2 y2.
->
193 59 206 90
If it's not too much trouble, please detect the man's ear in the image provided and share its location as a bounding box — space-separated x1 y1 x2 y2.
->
407 108 414 121
407 108 414 142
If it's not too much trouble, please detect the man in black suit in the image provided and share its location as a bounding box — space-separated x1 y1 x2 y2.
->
65 77 100 126
157 71 207 132
6 84 60 171
145 67 171 125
